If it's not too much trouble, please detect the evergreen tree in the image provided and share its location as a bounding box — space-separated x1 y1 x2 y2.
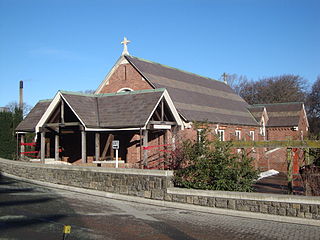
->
0 108 23 159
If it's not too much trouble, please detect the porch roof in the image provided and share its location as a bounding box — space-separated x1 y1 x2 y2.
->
33 88 182 132
61 89 165 129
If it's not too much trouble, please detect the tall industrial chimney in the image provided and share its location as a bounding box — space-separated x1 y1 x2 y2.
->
19 80 23 113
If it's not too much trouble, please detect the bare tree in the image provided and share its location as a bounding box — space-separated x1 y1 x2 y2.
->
5 101 32 118
233 75 307 105
306 76 320 135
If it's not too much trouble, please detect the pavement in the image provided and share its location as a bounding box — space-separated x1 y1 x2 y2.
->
0 175 320 240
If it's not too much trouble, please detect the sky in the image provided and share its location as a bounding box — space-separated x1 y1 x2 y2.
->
0 0 319 108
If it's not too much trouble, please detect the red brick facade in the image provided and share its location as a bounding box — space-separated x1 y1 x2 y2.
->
98 63 153 93
96 58 308 172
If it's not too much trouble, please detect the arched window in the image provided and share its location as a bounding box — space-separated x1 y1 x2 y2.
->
117 88 133 93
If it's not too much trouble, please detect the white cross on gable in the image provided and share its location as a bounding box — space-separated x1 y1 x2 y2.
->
121 37 131 55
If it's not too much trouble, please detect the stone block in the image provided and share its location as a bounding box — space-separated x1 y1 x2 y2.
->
120 186 129 194
227 199 236 210
311 205 318 215
199 197 208 206
297 211 305 218
301 204 311 213
286 208 297 217
208 198 215 207
215 199 228 209
144 191 152 198
268 206 277 215
152 190 164 200
164 193 172 201
277 208 286 216
260 205 268 213
271 202 280 207
291 203 300 210
280 202 290 208
193 196 200 205
186 196 193 204
305 212 313 219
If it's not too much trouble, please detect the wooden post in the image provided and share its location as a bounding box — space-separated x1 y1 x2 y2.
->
55 133 59 161
161 99 164 121
139 128 143 168
81 130 86 163
40 131 45 163
163 130 167 168
305 148 310 165
61 100 65 124
46 138 50 158
287 148 293 194
95 132 100 161
20 134 25 161
172 126 178 151
143 130 148 167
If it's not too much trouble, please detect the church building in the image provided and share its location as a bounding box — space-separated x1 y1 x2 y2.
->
16 38 309 172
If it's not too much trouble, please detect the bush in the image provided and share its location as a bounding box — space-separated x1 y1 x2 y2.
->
172 127 259 192
300 164 320 196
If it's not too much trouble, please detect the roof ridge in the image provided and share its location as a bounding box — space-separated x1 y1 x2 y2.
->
128 55 224 85
253 102 303 106
59 88 166 98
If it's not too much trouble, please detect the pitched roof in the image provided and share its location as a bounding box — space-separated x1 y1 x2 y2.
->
252 102 303 127
125 56 258 126
61 89 164 128
248 106 265 122
16 100 51 132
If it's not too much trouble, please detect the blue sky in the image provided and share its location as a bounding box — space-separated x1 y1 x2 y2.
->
0 0 319 108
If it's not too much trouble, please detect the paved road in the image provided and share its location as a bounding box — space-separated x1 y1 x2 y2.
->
0 175 319 240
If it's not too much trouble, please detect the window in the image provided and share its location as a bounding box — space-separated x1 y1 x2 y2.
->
117 87 133 93
249 131 255 141
218 129 225 141
235 130 241 140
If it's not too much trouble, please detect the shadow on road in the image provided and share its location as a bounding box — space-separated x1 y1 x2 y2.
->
0 214 67 230
0 197 56 207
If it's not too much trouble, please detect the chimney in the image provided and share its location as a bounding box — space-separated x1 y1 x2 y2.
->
19 80 23 113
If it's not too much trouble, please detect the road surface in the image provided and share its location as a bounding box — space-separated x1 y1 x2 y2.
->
0 175 319 240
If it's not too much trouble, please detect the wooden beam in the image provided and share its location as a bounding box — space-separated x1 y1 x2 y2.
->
95 132 100 161
44 122 80 128
149 121 176 125
101 134 113 159
230 140 320 149
40 131 45 163
81 130 86 163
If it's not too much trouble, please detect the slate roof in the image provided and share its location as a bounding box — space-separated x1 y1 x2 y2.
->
61 89 164 128
248 106 265 123
125 56 258 126
16 100 51 132
251 102 303 127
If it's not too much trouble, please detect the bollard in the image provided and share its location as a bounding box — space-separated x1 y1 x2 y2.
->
62 225 71 240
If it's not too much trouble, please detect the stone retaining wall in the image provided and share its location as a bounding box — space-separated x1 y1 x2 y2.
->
0 158 173 199
1 158 319 220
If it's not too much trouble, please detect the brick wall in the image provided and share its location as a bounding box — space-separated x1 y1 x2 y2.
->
98 63 153 94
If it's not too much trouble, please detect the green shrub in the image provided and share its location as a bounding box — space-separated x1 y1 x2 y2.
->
172 127 259 192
